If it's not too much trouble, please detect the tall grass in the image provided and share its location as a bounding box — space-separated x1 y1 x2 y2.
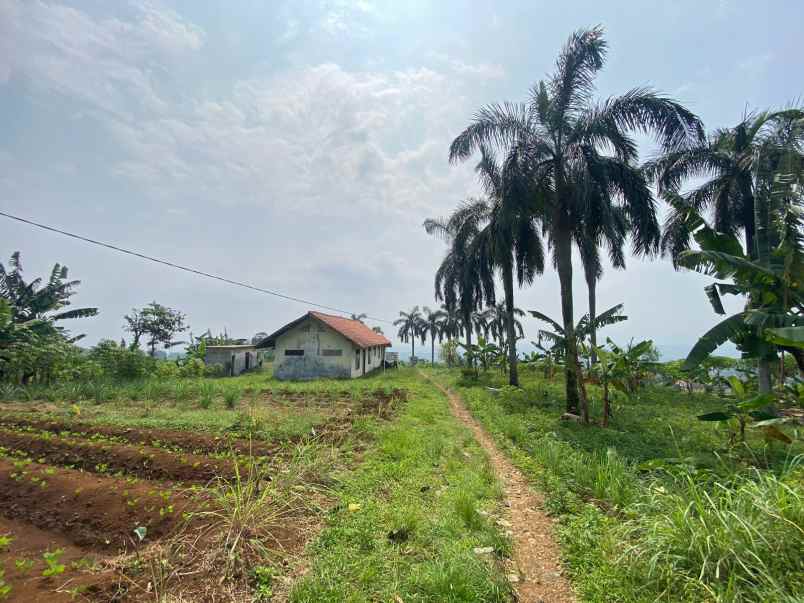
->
624 460 804 602
441 369 804 603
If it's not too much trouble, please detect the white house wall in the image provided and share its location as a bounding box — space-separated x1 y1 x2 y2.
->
273 318 384 380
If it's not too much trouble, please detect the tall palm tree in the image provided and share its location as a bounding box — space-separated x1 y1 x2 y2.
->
394 306 423 361
421 306 446 364
0 251 98 341
576 202 629 363
425 203 494 367
652 110 804 391
449 27 703 411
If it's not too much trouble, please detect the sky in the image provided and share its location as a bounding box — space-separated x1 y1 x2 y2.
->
1 0 802 360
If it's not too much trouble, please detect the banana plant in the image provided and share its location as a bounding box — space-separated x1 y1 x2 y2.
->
458 337 502 373
697 376 791 445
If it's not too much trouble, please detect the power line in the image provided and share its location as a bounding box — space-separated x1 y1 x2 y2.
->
0 210 394 324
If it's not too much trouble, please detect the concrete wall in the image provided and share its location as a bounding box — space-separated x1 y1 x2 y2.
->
273 317 385 380
205 346 260 376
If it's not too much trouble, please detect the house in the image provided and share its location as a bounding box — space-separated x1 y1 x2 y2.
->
256 311 391 380
205 344 261 376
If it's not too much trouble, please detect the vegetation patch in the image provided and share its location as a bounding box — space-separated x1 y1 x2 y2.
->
432 368 803 603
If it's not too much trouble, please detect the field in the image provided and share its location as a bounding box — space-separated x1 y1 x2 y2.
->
0 368 514 602
429 367 803 603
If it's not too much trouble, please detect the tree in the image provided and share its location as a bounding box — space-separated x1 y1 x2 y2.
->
479 302 525 355
531 303 628 421
576 203 629 363
648 108 804 390
350 313 368 322
125 302 189 357
449 27 703 411
394 307 423 361
421 306 446 364
467 146 545 386
0 251 98 341
425 203 493 367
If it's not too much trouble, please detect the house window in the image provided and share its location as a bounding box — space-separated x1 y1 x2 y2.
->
321 349 342 357
285 349 304 356
355 349 360 369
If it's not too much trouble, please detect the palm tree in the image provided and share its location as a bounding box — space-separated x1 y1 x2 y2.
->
576 202 629 363
647 108 804 390
394 306 423 361
438 303 463 341
421 306 446 364
646 109 804 263
350 313 368 322
480 302 525 350
449 26 703 411
0 251 98 341
425 203 494 367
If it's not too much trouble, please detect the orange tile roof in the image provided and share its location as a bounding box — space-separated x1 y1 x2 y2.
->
309 311 391 349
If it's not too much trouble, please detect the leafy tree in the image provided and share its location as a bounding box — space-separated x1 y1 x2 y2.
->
394 307 423 361
125 302 189 357
449 26 703 410
0 251 98 341
420 306 446 364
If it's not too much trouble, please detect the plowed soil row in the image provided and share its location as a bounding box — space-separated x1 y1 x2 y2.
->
0 516 110 603
0 428 234 483
0 459 187 552
0 417 278 456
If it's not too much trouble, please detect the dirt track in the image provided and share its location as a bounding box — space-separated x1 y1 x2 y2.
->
421 372 576 603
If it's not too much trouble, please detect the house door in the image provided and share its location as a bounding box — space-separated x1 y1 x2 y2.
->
362 349 366 375
245 352 250 371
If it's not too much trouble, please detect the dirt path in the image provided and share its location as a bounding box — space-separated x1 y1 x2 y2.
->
422 372 576 603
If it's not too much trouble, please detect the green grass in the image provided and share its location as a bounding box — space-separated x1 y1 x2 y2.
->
429 367 803 603
290 368 512 602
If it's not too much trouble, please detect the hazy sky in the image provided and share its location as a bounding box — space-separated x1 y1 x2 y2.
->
1 1 802 358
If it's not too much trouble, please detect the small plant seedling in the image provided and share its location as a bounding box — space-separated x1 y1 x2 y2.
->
0 534 12 552
251 566 274 600
42 548 65 577
0 569 10 600
15 558 34 574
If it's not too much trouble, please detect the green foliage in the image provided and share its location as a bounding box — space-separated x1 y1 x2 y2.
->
0 569 9 600
124 301 188 356
42 548 65 577
436 367 802 602
88 339 157 379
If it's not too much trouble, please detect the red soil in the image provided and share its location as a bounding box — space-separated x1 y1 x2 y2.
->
0 459 188 552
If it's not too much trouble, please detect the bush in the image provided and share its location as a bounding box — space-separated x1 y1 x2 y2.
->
88 340 156 380
178 358 206 378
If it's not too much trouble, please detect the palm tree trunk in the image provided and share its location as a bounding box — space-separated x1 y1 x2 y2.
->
758 360 772 393
464 311 473 367
431 336 435 365
411 337 415 363
556 227 581 414
502 263 519 387
587 272 597 365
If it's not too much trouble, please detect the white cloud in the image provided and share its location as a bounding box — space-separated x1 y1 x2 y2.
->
0 0 204 115
105 63 476 218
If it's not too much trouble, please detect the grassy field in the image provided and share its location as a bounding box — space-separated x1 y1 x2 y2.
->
429 367 803 603
0 367 514 602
